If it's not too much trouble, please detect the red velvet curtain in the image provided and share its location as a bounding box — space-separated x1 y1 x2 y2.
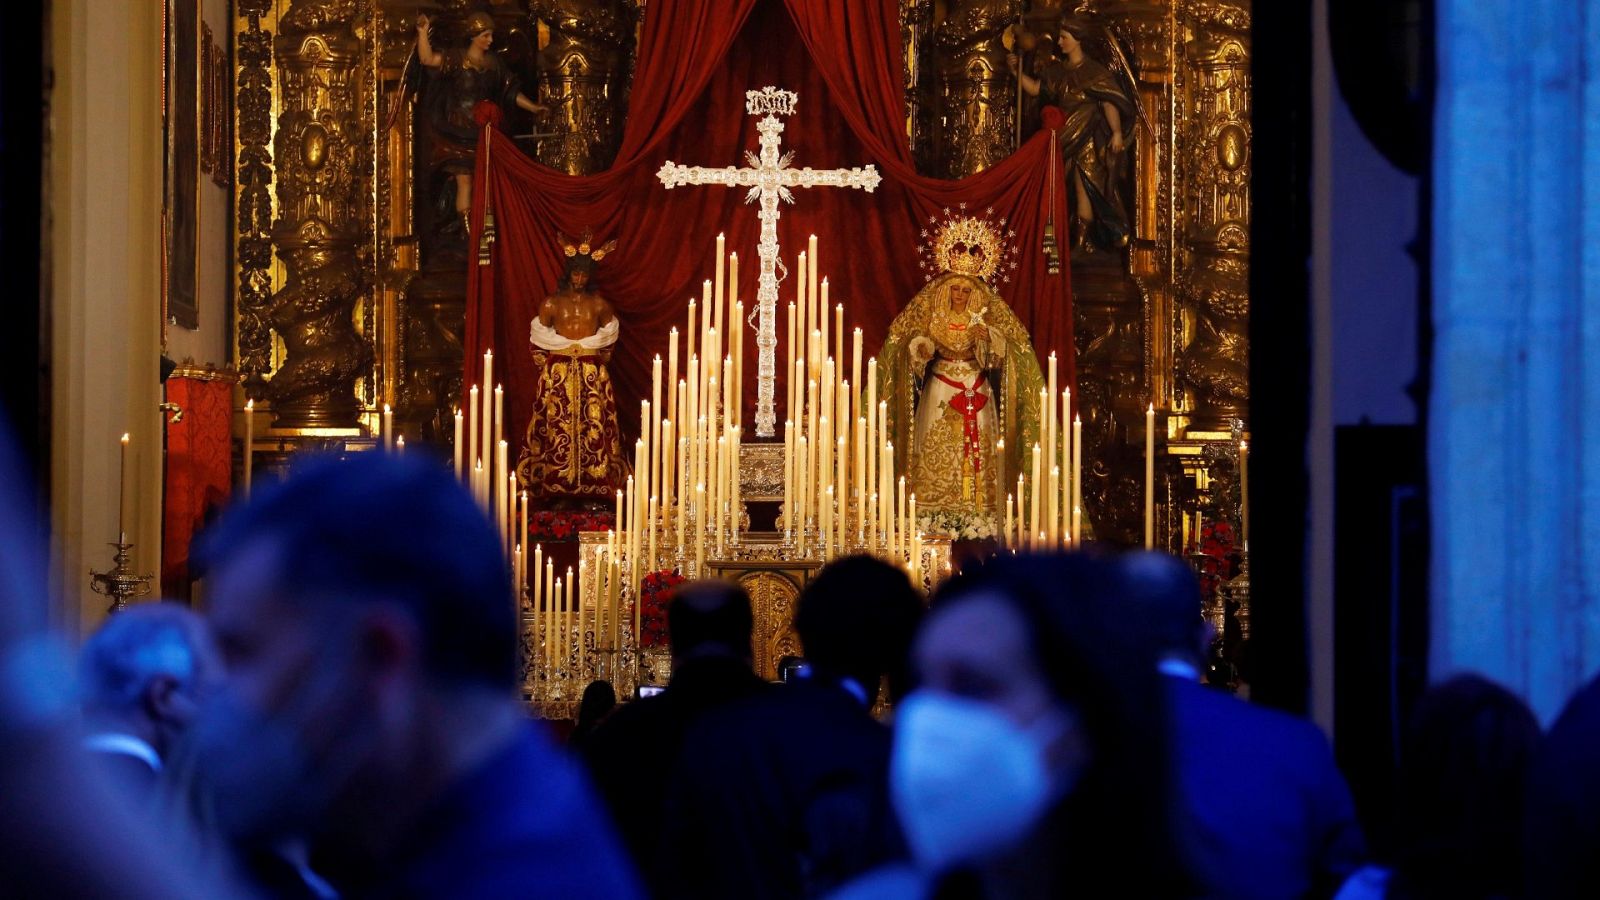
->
466 0 1071 469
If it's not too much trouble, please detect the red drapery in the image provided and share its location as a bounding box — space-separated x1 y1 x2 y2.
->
162 377 233 596
466 0 1071 473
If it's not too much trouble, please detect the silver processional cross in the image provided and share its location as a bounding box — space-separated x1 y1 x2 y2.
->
657 87 881 438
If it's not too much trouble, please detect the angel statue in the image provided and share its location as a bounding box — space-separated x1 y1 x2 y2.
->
879 215 1045 520
1008 11 1139 252
517 233 630 504
402 12 557 238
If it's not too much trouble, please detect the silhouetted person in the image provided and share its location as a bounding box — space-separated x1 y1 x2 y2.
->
189 452 640 899
1337 674 1539 900
78 602 224 801
0 423 237 897
838 553 1197 898
583 579 768 889
569 679 617 751
663 556 925 899
1525 672 1600 899
1120 551 1366 899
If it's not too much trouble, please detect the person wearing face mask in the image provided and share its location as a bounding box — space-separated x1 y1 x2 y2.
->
839 553 1200 899
77 602 225 801
187 452 641 899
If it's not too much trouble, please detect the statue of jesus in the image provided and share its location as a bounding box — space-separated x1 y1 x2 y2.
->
517 235 629 503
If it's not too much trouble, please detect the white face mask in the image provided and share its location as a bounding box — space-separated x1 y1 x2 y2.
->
890 691 1072 873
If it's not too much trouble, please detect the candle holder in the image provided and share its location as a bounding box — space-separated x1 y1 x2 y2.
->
90 540 154 614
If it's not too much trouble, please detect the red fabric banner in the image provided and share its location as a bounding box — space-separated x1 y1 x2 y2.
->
466 0 1071 469
162 377 233 596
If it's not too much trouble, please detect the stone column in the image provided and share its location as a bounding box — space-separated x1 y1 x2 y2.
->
265 0 373 429
1432 0 1600 721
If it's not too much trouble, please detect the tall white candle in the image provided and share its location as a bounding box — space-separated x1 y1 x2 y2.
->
243 401 255 497
118 433 129 542
1005 493 1014 548
714 233 726 335
493 384 504 463
1017 474 1026 546
797 251 809 376
495 439 509 548
453 408 464 480
468 386 480 488
1031 444 1042 550
687 299 697 364
851 329 863 420
667 327 680 427
819 280 830 371
480 351 493 474
808 235 819 347
1145 403 1156 549
855 417 866 541
1046 353 1058 505
834 303 844 387
1072 415 1083 543
533 543 543 617
1239 440 1250 551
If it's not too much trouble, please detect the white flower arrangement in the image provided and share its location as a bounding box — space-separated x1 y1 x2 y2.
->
917 509 999 541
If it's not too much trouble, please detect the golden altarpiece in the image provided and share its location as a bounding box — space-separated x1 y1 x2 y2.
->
229 0 1251 713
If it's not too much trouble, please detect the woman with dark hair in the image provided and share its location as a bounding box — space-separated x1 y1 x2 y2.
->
569 679 618 752
837 553 1198 898
1337 674 1540 900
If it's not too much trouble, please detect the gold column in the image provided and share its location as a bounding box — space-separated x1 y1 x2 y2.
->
1175 0 1250 432
234 0 276 397
264 0 373 429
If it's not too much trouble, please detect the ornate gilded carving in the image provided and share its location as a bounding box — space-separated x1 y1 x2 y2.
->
738 442 786 501
1177 223 1249 427
265 0 374 428
744 570 803 681
930 0 1019 178
235 0 276 393
529 0 636 175
1176 2 1250 430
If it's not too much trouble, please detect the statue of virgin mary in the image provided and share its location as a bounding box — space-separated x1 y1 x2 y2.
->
879 218 1045 520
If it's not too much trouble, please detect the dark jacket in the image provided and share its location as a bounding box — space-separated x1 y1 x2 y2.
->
583 655 770 889
660 677 904 900
333 724 642 899
1168 677 1367 899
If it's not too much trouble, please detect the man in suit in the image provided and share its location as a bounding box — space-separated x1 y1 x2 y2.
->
1119 551 1367 899
661 555 924 900
191 453 640 899
583 579 770 890
78 602 224 799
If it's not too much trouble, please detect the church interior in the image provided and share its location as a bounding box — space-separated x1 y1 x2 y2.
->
2 0 1598 896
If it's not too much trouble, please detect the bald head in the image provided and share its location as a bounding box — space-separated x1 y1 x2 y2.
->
78 603 222 756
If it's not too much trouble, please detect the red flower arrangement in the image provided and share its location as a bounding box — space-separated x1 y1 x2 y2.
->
526 510 615 542
1195 520 1239 598
637 569 685 649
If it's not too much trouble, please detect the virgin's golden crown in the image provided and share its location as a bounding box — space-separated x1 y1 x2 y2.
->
934 216 1004 281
